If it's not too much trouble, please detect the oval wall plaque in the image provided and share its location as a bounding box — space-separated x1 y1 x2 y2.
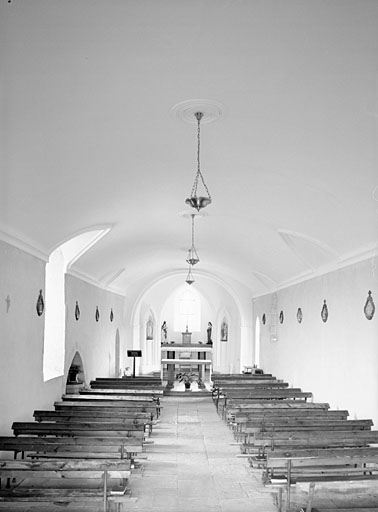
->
75 301 80 321
36 290 44 316
321 300 328 323
364 290 375 320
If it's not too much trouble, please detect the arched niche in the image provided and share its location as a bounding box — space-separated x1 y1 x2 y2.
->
66 351 85 394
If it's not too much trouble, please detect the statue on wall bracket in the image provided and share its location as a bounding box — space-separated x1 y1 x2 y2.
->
220 319 228 342
146 317 154 340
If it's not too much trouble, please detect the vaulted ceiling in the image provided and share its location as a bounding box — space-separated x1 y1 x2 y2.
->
1 0 377 298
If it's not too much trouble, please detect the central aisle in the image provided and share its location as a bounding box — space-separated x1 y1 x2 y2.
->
126 395 277 512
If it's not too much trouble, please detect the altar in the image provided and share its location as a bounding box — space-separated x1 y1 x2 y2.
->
160 344 213 387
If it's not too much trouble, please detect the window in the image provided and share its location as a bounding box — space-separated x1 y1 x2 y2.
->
255 317 261 367
174 288 201 332
43 228 110 382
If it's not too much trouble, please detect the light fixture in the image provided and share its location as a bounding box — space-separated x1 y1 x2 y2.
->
185 265 195 285
185 112 212 211
186 214 200 266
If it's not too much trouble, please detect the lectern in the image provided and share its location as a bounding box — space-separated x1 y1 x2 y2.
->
127 350 142 378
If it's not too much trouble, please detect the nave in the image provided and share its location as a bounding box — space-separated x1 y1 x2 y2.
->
1 374 378 512
123 395 378 512
125 395 277 512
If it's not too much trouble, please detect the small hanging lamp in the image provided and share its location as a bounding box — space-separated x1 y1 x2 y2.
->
185 265 195 285
186 214 200 266
185 112 212 211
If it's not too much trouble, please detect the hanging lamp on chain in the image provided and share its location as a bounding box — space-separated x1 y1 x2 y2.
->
185 112 212 211
186 214 200 266
185 265 195 285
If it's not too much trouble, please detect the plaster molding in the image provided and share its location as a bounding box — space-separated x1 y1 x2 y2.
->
0 226 49 262
337 243 378 267
278 229 338 272
67 268 126 298
252 244 378 299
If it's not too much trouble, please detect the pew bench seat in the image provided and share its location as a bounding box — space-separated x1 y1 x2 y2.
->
0 436 144 461
239 418 373 436
12 421 146 439
33 409 155 435
34 409 154 422
241 429 378 457
82 388 164 396
0 459 132 512
263 448 378 512
220 400 330 420
54 401 159 419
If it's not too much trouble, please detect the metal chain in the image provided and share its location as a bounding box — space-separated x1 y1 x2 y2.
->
191 213 195 246
190 112 212 200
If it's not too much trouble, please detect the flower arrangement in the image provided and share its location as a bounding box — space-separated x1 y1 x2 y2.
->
176 371 201 390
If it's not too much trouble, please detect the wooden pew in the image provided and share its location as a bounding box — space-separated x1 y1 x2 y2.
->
34 409 153 422
62 394 158 402
220 398 324 419
238 419 373 446
212 381 289 401
59 395 161 417
54 400 158 414
221 398 329 418
91 377 162 389
263 446 378 512
211 374 282 385
33 407 153 423
12 422 146 439
243 418 373 434
81 388 163 397
229 409 348 422
217 389 312 414
215 382 289 389
221 388 312 399
33 409 155 435
231 411 351 433
94 377 162 383
0 458 131 512
212 373 274 379
242 429 378 456
0 436 143 461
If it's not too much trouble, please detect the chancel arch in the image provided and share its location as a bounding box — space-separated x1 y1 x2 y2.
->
129 271 250 376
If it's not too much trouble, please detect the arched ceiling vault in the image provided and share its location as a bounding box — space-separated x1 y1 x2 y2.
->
1 0 377 298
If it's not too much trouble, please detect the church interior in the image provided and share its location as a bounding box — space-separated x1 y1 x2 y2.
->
1 1 378 511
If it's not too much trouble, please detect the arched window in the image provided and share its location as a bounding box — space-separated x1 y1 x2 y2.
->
43 228 110 382
174 288 201 332
255 316 261 367
43 248 66 381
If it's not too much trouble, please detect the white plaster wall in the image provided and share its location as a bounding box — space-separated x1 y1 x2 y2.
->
0 241 61 435
0 241 127 436
65 274 126 383
253 258 378 427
